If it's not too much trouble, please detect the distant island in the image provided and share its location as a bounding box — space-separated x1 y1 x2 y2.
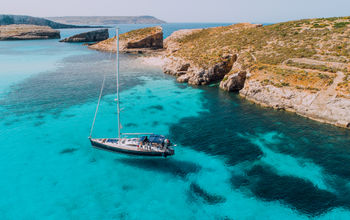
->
0 25 60 40
0 14 95 29
45 16 166 25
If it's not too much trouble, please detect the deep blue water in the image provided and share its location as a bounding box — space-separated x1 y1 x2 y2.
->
1 23 350 219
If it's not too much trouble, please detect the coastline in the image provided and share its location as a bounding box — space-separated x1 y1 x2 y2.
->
137 54 350 129
240 91 350 129
156 20 350 130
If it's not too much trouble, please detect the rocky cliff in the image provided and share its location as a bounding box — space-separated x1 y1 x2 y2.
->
88 26 163 53
161 17 350 129
60 29 109 42
0 24 60 40
162 24 260 85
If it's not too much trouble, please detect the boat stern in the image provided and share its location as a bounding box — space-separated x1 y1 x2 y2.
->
165 147 175 157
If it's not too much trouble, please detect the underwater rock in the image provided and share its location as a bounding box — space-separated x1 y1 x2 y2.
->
189 182 226 204
60 148 78 154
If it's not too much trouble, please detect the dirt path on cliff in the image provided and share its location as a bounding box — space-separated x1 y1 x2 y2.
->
311 71 344 107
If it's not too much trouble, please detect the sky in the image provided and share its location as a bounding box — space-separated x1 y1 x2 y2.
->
2 0 350 23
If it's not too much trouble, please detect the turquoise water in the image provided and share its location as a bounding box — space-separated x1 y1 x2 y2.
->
1 24 350 219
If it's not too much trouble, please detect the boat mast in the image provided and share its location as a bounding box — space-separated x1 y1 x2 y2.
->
116 28 121 139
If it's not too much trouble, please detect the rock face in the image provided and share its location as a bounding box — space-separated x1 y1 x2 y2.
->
88 26 163 53
163 55 235 85
220 71 247 91
162 29 237 85
172 54 236 85
0 24 60 40
60 29 108 42
240 78 350 128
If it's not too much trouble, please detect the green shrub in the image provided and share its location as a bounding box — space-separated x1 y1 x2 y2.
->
334 22 350 28
313 23 328 28
318 73 330 79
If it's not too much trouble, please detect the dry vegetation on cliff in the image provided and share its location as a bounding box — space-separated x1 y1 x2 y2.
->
101 26 162 44
169 17 350 95
120 26 162 41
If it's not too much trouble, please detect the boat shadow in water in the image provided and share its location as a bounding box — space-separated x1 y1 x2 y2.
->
116 158 201 178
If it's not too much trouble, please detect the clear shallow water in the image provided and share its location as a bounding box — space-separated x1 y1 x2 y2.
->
1 24 350 219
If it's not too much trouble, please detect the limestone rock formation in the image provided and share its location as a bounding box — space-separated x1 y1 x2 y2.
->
0 24 60 40
88 26 163 53
60 29 109 42
163 57 191 77
175 54 236 85
240 78 350 128
220 71 247 92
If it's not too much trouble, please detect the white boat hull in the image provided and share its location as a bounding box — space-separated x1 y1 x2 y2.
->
90 138 174 157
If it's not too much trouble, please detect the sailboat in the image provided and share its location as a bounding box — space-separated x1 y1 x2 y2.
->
88 28 175 157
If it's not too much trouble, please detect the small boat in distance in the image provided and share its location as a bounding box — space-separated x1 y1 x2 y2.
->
88 28 175 157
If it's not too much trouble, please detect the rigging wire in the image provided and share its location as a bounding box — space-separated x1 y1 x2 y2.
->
89 28 118 138
89 56 109 138
89 74 106 138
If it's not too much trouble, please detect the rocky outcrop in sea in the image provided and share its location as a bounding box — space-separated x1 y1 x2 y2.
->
88 26 163 54
60 29 109 42
0 24 60 40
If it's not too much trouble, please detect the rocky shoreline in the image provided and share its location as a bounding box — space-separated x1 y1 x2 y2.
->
240 79 350 128
162 55 350 128
159 20 350 129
